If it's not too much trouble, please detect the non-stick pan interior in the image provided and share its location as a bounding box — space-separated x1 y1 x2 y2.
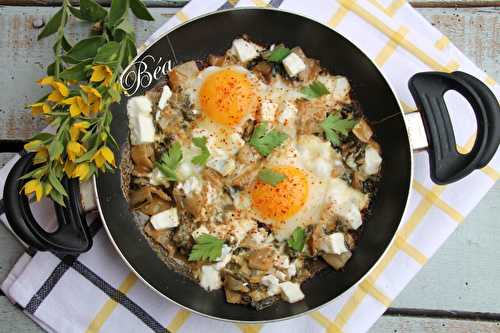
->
97 8 412 322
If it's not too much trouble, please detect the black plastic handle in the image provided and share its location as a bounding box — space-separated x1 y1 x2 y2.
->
409 71 500 184
2 147 92 254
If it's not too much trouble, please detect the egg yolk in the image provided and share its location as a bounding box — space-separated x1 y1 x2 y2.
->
199 69 258 126
251 166 309 222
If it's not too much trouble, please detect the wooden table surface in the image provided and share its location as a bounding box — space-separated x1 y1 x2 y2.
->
0 1 499 332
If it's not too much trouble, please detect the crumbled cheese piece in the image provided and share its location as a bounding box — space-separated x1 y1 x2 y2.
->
277 102 298 139
192 225 209 240
279 282 305 303
361 146 382 177
150 208 179 230
287 260 297 278
319 232 349 255
150 168 168 186
214 245 232 270
326 178 368 230
275 271 287 282
176 145 202 181
232 38 260 62
228 133 245 154
233 191 252 210
261 275 281 296
199 265 221 291
297 135 338 178
207 157 236 176
332 76 351 102
158 85 172 110
274 254 290 270
127 96 155 145
178 175 202 195
259 100 278 122
282 52 306 77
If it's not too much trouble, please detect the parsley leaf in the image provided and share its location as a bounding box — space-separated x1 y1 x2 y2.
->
155 142 183 181
258 168 286 186
301 80 330 99
320 114 357 146
249 122 288 157
287 227 306 252
188 234 224 262
263 45 291 62
191 136 210 166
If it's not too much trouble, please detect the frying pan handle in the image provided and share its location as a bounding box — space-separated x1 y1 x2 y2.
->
1 144 92 254
408 71 500 184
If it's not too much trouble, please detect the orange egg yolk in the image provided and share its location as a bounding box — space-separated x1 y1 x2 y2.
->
251 166 309 222
199 69 258 126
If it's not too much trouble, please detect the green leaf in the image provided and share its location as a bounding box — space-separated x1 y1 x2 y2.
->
64 36 106 63
113 19 135 42
188 234 224 262
48 169 68 197
287 227 306 252
258 168 286 186
156 142 183 181
109 0 129 26
47 62 64 76
75 146 98 163
123 37 137 67
302 80 330 99
48 140 64 161
59 60 92 81
94 41 121 65
320 114 357 146
263 45 291 63
79 0 107 22
249 122 288 157
61 35 72 52
38 8 65 40
49 190 66 207
68 5 86 20
129 0 155 21
191 136 210 166
29 132 54 143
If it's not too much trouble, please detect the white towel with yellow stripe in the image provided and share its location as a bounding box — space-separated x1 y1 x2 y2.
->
1 0 499 333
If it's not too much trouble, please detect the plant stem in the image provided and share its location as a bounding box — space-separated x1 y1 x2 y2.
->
54 0 69 78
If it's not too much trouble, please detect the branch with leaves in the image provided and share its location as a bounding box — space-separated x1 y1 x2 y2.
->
22 0 154 206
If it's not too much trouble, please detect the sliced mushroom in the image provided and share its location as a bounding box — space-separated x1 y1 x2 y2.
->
352 119 373 143
251 62 273 82
168 61 200 91
230 162 261 188
322 251 352 270
296 99 329 135
224 275 250 293
236 144 261 165
208 54 225 67
130 144 154 174
225 288 243 304
144 222 176 256
130 186 171 216
247 247 277 271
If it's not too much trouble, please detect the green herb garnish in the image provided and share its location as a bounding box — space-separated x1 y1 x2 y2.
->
287 227 306 252
191 136 210 166
155 142 183 181
301 80 330 99
188 234 224 262
258 168 286 186
263 45 291 62
249 122 288 157
321 114 357 146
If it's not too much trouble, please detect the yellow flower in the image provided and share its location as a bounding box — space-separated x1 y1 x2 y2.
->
66 141 86 161
61 96 89 117
81 85 102 114
29 102 52 116
70 121 90 141
24 140 44 152
72 163 90 181
90 65 113 86
63 160 76 177
91 146 115 169
23 179 43 201
33 148 49 165
37 76 70 103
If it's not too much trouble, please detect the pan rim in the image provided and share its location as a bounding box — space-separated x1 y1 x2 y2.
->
98 6 415 324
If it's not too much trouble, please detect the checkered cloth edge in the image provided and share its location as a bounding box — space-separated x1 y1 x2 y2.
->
1 1 499 333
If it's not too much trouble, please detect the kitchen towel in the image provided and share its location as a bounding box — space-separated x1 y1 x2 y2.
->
1 0 499 332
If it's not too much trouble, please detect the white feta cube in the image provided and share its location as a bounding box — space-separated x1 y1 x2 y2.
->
275 271 287 281
259 100 278 122
274 254 290 270
361 146 382 177
199 265 222 291
279 282 305 303
207 157 236 176
282 52 306 77
179 175 202 195
319 232 349 255
158 85 172 110
214 245 232 270
127 96 155 145
287 260 297 278
150 208 179 230
261 275 281 296
232 38 260 62
192 225 209 240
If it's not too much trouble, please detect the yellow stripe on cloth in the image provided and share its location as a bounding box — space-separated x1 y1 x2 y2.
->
85 273 138 333
434 35 450 50
175 11 189 23
445 60 460 72
484 75 497 87
251 0 268 7
327 6 349 28
394 236 428 265
334 287 367 327
413 181 464 223
238 324 263 333
481 166 500 182
338 0 449 72
367 0 405 17
309 311 343 333
358 277 392 307
374 26 409 66
166 310 191 333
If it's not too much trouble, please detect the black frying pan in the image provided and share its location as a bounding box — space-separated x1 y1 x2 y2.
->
3 8 499 323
